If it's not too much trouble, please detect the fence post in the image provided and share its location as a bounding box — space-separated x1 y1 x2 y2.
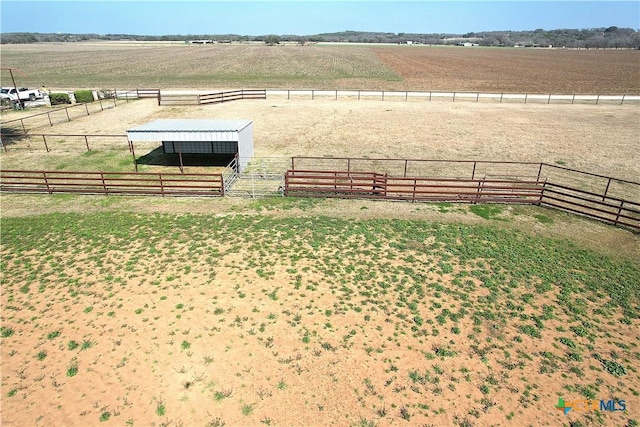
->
620 94 625 105
547 94 551 104
65 107 71 122
603 178 612 201
219 174 224 197
405 91 408 101
20 118 26 133
524 94 528 104
475 180 483 203
130 141 138 173
47 112 53 126
84 136 90 151
312 90 314 100
613 201 625 225
572 94 575 104
471 161 477 180
404 159 408 178
536 163 543 182
159 173 165 196
101 172 108 195
335 90 338 100
476 92 479 102
85 103 90 116
43 171 52 194
157 92 161 106
287 90 290 100
42 135 50 152
382 91 385 101
538 178 546 205
452 92 456 102
596 94 599 105
358 90 361 101
500 93 503 103
284 171 289 196
412 178 417 203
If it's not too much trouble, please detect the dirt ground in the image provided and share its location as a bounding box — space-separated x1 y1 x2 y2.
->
2 43 638 94
1 97 639 182
1 96 639 427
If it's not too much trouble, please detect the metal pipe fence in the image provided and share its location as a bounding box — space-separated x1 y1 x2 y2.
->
0 170 224 197
267 89 640 105
288 157 640 230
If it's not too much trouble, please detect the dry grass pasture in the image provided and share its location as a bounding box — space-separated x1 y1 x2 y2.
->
1 43 639 427
1 42 638 93
2 98 639 182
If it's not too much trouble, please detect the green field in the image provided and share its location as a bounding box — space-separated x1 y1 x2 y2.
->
1 207 639 426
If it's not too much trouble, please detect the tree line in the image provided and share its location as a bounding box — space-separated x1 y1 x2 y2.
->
1 27 639 49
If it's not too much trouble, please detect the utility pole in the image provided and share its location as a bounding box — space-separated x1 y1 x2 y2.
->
1 67 25 109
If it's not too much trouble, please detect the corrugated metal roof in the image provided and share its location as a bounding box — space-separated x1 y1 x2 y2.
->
127 119 252 133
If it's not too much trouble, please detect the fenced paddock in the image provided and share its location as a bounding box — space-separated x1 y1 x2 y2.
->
1 158 638 229
267 89 640 105
0 170 224 196
286 157 640 230
0 133 129 153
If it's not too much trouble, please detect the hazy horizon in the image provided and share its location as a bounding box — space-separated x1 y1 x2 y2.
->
1 1 638 36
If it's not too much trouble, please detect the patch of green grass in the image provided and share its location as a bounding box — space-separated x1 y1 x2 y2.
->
241 403 255 416
533 214 553 224
66 361 79 377
156 400 166 416
1 327 15 338
469 204 505 220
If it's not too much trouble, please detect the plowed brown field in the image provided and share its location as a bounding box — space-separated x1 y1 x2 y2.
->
373 46 640 94
1 42 638 94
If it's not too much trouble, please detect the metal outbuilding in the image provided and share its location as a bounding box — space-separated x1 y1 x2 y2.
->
126 119 253 172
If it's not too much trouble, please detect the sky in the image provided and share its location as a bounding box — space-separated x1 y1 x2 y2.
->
0 1 638 36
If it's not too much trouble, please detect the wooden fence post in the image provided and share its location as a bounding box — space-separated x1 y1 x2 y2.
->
42 135 50 152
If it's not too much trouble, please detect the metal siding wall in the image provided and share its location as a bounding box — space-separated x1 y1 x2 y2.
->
128 131 239 142
237 123 254 170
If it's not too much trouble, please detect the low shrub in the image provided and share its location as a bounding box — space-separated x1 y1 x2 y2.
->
73 90 94 103
49 92 71 105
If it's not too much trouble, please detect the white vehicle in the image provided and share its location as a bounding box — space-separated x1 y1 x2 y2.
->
0 87 44 102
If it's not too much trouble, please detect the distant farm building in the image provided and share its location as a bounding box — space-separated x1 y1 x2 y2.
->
127 119 253 171
188 39 214 44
